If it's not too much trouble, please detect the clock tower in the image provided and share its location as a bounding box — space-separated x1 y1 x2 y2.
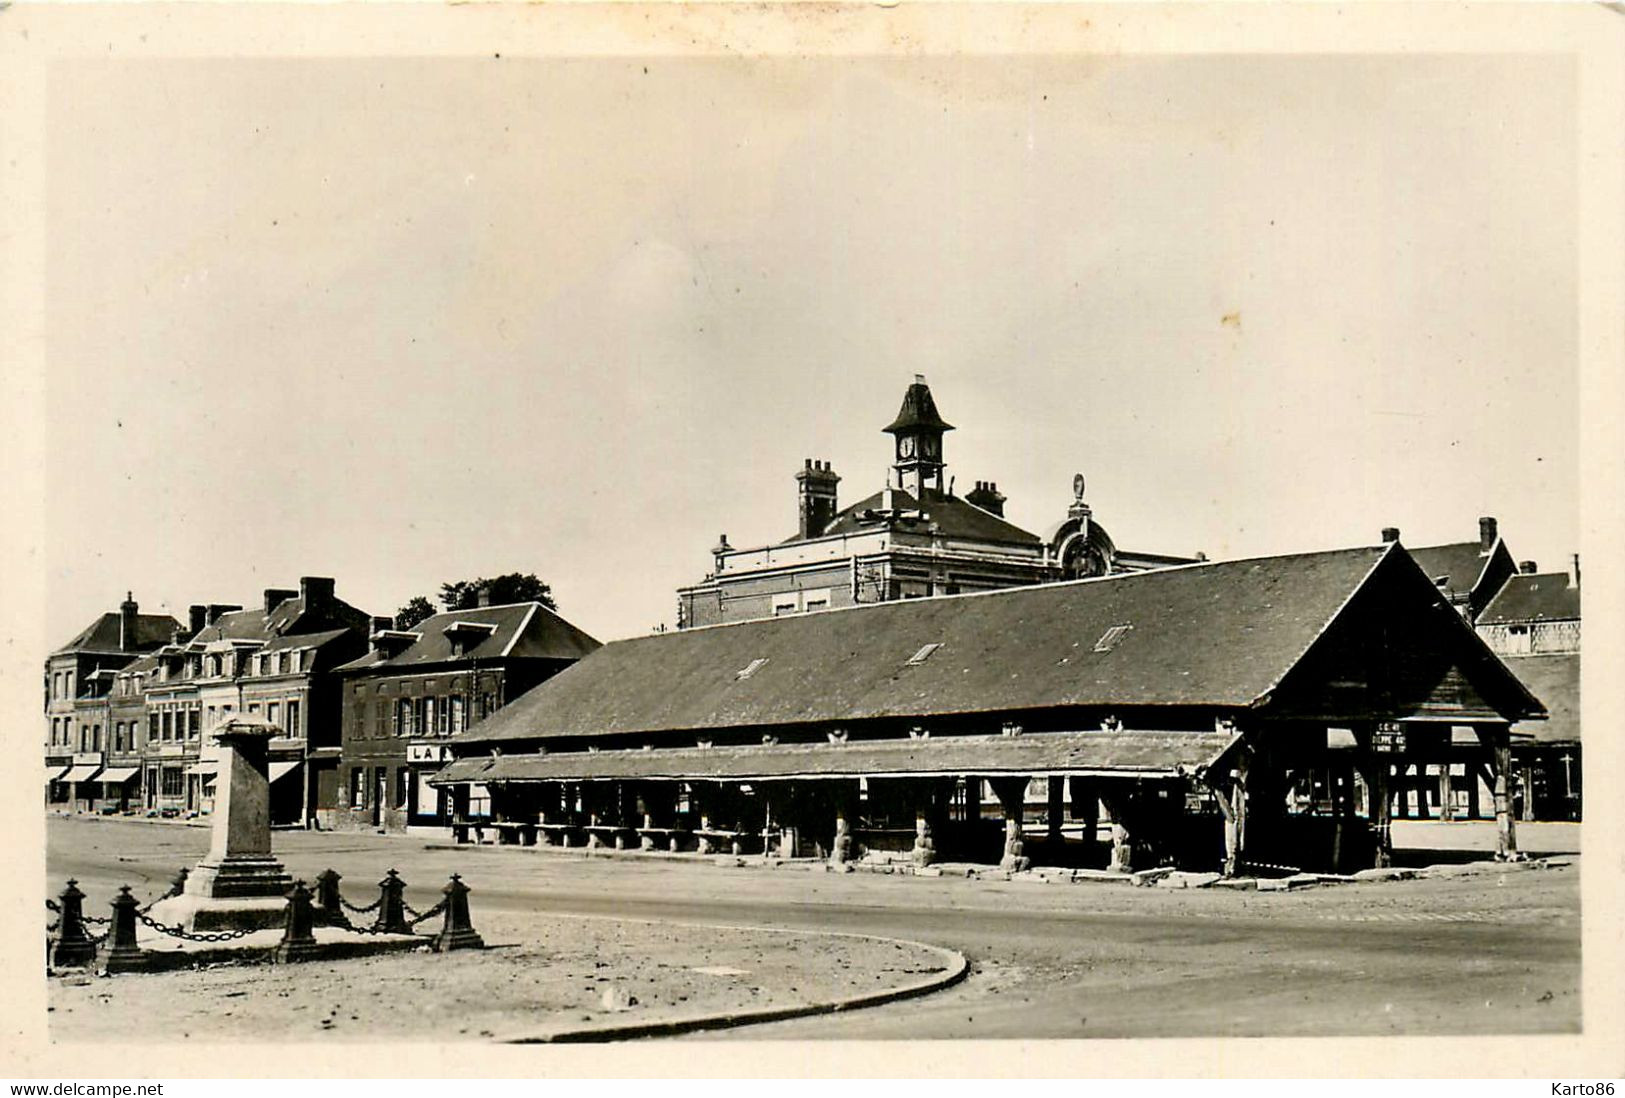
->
884 375 954 497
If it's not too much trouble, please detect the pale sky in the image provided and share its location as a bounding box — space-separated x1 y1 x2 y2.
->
44 53 1577 645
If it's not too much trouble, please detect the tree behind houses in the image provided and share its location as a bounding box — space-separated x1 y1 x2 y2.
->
396 572 557 629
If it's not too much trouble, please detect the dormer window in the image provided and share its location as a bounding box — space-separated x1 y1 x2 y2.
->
443 620 499 659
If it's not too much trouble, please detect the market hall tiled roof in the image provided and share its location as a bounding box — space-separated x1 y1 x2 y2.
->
454 544 1542 749
432 729 1240 785
1478 573 1581 625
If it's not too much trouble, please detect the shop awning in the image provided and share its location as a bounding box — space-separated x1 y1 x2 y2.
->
99 767 140 784
269 760 302 784
185 760 218 776
45 765 71 783
63 764 102 783
430 729 1240 786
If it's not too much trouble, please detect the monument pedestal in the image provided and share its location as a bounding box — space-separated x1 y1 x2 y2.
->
149 716 295 933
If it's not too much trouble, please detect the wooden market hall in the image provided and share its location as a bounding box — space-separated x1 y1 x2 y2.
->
429 543 1545 876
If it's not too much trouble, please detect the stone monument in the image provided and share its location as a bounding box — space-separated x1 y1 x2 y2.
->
148 715 294 931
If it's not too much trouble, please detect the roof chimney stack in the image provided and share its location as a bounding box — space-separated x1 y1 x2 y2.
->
1518 560 1538 575
1478 516 1498 552
966 480 1007 518
795 459 841 540
476 583 492 608
1381 527 1400 544
206 603 242 626
263 588 298 615
1570 553 1580 590
119 592 139 652
188 605 207 638
299 576 335 616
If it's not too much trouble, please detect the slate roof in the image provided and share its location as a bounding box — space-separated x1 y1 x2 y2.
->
53 612 181 655
814 487 1043 546
1408 542 1493 603
190 607 276 645
335 602 600 673
1479 573 1581 625
259 628 352 653
455 545 1467 748
433 729 1239 785
114 653 160 678
1502 654 1579 744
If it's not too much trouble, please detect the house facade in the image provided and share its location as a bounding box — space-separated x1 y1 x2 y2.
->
676 377 1197 630
117 578 373 826
44 593 181 814
333 597 600 834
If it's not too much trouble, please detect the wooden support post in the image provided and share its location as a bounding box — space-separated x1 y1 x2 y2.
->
1068 777 1098 853
1435 763 1452 821
1046 776 1065 846
1467 764 1481 819
1520 766 1536 822
1370 761 1392 869
1490 728 1519 859
1100 792 1134 874
988 777 1030 871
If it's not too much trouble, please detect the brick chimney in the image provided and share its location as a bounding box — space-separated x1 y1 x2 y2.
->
263 588 298 614
299 576 335 616
188 604 207 638
795 459 841 540
966 481 1007 518
206 603 242 625
1570 553 1580 590
1519 560 1538 575
1478 516 1498 552
1381 527 1400 544
475 584 492 608
119 592 139 652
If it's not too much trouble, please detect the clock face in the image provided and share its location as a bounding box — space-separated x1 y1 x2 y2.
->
899 435 917 459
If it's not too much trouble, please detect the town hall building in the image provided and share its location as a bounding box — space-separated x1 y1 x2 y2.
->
676 377 1197 629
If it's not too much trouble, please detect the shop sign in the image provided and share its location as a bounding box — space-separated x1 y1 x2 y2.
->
408 743 450 765
72 752 101 766
1372 722 1407 754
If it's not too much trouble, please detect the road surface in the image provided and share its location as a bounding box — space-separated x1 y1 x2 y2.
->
46 816 1580 1040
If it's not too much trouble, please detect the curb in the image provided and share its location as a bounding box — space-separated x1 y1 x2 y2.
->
504 932 970 1044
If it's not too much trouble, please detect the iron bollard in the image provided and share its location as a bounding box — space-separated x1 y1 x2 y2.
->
103 886 146 974
314 869 343 926
51 879 97 969
376 869 410 934
169 865 190 899
431 873 485 952
273 880 319 963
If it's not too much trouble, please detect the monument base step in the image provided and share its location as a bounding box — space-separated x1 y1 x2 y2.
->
184 857 294 901
147 893 288 933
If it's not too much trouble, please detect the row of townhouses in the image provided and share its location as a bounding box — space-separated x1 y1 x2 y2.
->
45 379 1583 848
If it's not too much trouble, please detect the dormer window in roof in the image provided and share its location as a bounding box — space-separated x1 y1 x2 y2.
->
905 642 943 666
444 620 500 659
1093 624 1133 653
735 657 769 681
